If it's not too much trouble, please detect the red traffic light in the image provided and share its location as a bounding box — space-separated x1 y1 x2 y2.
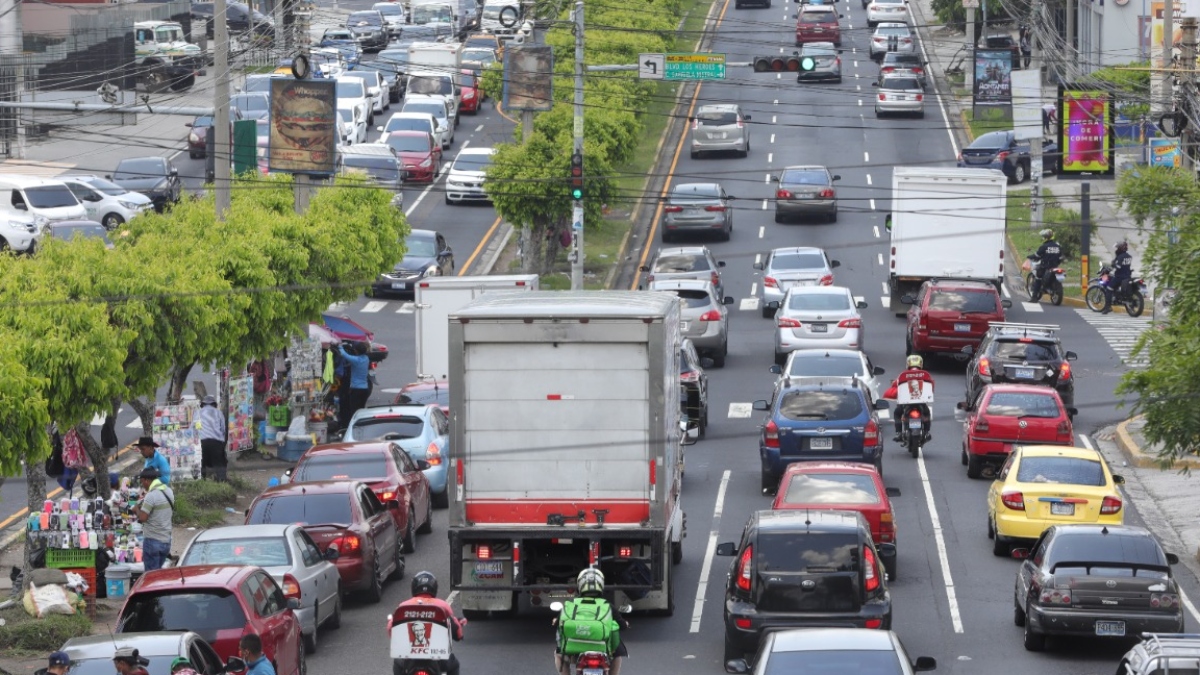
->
753 55 801 72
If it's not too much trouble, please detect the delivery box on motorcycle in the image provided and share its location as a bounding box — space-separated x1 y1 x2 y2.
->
557 598 619 656
896 380 934 405
390 602 453 661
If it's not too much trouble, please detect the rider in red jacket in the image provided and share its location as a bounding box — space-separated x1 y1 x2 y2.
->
393 572 465 675
883 355 935 441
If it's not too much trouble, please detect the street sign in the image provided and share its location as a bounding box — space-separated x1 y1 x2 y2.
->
639 53 664 80
665 53 726 81
962 0 979 7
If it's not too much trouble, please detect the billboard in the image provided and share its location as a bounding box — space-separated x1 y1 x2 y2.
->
268 78 338 175
973 49 1013 121
1058 86 1114 177
1149 137 1183 167
503 45 554 112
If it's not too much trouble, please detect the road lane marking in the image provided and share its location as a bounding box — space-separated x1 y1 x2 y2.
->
773 99 779 105
458 216 503 276
1001 284 1011 298
755 253 762 266
880 295 891 308
461 140 470 149
362 301 387 313
870 198 876 210
873 225 880 238
881 281 889 294
764 173 771 183
772 115 777 123
777 73 781 80
404 165 449 217
691 470 731 633
864 151 870 162
866 174 872 185
397 302 415 314
858 99 862 106
474 124 484 132
770 134 775 143
1021 302 1044 313
767 152 773 163
126 418 143 429
877 253 883 266
750 282 758 295
728 403 753 418
761 199 768 210
739 297 760 312
917 453 965 633
758 226 765 238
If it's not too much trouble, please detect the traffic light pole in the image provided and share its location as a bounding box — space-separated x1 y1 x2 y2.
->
570 0 584 291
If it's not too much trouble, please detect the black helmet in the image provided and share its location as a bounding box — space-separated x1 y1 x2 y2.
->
412 571 438 598
1116 241 1129 254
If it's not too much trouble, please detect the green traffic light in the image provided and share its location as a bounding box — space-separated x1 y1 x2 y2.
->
572 189 583 200
800 57 815 71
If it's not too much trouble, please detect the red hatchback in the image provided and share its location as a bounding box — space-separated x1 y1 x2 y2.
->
246 480 402 603
457 69 482 114
795 6 843 47
903 278 1011 357
384 130 441 183
289 441 433 553
771 462 900 579
117 565 304 675
959 384 1076 479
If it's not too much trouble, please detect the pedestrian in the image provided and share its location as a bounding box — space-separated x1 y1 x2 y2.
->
197 395 228 481
1042 103 1057 135
111 647 150 675
101 413 118 457
135 467 174 571
134 436 171 485
336 341 370 429
35 651 71 675
170 658 201 675
1020 32 1031 69
239 634 276 675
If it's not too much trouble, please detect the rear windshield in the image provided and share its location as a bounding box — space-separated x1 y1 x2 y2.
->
984 391 1061 418
409 76 453 96
787 354 862 378
396 387 449 407
800 10 837 22
337 80 366 98
118 590 246 636
1049 534 1168 569
927 289 997 312
771 252 826 269
181 536 291 567
654 254 709 273
971 131 1010 149
782 473 880 505
994 341 1058 361
404 102 445 119
387 134 430 153
882 77 920 89
1016 456 1105 486
778 390 864 420
350 415 425 440
671 184 720 199
780 170 827 185
25 186 79 209
877 25 910 35
884 53 921 64
762 651 903 675
296 454 388 481
788 292 849 311
386 118 429 133
667 288 712 308
247 493 353 525
696 110 737 126
757 532 859 572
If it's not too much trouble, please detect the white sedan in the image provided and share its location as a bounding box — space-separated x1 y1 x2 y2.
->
772 348 886 405
338 107 368 145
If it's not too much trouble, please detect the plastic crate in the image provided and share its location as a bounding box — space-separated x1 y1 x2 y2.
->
46 548 95 569
62 567 96 597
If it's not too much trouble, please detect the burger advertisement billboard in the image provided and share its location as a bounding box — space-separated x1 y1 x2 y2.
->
269 78 338 175
1058 86 1114 177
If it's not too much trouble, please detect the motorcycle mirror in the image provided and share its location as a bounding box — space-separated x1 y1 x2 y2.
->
769 364 782 374
618 604 632 614
550 601 564 612
1001 299 1013 308
725 659 750 674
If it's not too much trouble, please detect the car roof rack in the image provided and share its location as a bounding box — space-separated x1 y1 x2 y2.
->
987 322 1060 338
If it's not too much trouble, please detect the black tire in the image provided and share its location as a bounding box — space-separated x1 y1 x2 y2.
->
1126 291 1145 317
773 212 783 224
388 536 405 581
690 151 699 159
761 466 777 495
724 635 742 662
327 588 342 629
828 208 838 223
1023 605 1046 651
966 453 983 479
711 343 727 368
774 350 786 366
987 514 995 539
102 213 124 230
992 530 1010 557
297 642 307 675
908 434 919 459
661 229 673 243
401 508 417 553
1085 286 1106 311
672 539 683 565
364 560 383 603
762 303 773 319
432 488 449 509
416 496 433 534
720 223 731 241
1013 600 1026 626
1025 272 1040 301
303 607 319 654
1049 282 1063 306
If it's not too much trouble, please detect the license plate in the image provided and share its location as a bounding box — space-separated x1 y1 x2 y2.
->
1050 502 1075 516
583 670 604 675
392 283 408 290
810 437 833 450
1014 368 1036 379
474 561 503 576
718 132 727 139
810 323 828 333
1095 621 1125 637
954 323 971 332
1055 273 1066 282
908 420 923 430
680 321 690 331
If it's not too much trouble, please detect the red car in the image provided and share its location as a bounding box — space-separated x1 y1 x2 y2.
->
959 384 1076 479
457 69 482 114
795 6 842 47
393 379 450 415
771 462 900 579
289 441 433 553
903 278 1011 357
246 480 403 603
384 130 441 183
117 565 304 675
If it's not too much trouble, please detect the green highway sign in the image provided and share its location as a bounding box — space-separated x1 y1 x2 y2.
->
664 53 726 81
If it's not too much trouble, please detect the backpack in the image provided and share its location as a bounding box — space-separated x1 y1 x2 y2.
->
62 429 88 470
557 597 618 656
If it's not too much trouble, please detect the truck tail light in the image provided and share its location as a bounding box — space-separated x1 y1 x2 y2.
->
1001 491 1025 511
476 544 492 560
764 421 780 448
616 544 634 559
736 546 753 591
1100 496 1122 515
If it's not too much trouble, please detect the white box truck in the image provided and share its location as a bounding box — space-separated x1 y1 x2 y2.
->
446 291 686 615
413 274 539 380
407 41 463 71
886 167 1008 313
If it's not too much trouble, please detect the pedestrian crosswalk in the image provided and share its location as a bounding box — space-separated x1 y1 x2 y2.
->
1074 309 1153 368
328 301 415 315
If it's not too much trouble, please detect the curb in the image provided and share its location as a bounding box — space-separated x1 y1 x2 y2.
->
1114 415 1200 469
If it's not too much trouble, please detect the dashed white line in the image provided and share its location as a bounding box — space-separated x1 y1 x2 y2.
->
881 281 889 294
728 403 753 419
761 199 768 210
777 72 782 79
397 302 415 314
1001 284 1011 299
750 282 758 296
460 140 470 149
877 253 883 266
880 295 891 308
1021 302 1045 313
755 253 762 266
770 134 776 143
858 99 863 106
864 151 870 162
764 173 771 183
474 124 484 132
857 84 861 91
767 152 773 163
691 470 731 633
758 226 766 238
866 174 872 185
773 99 779 105
917 453 965 633
362 301 387 313
772 115 777 123
869 198 876 210
873 225 880 238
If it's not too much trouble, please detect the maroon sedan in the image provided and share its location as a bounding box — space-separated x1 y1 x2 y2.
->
289 441 433 553
393 380 450 415
384 130 440 183
246 480 402 603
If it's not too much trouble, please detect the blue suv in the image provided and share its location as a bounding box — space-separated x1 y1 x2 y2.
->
752 377 890 493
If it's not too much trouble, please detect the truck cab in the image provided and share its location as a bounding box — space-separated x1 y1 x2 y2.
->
134 21 202 92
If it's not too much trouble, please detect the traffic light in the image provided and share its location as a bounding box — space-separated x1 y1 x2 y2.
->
752 54 817 73
570 151 584 201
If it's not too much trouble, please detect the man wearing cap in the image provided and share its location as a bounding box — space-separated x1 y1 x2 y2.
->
35 651 71 675
135 468 174 571
197 395 228 482
111 647 150 675
135 436 171 485
170 657 201 675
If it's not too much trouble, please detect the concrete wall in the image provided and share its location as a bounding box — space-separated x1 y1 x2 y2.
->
1078 0 1144 73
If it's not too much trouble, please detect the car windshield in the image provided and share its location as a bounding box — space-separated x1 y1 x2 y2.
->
778 390 864 420
971 131 1010 149
463 49 496 64
788 292 850 311
350 415 425 440
780 170 827 185
297 454 389 481
338 110 355 124
801 10 836 22
182 536 292 567
82 177 129 196
1016 456 1105 486
247 493 353 525
882 77 920 89
386 118 429 133
761 650 903 675
665 288 712 308
26 186 78 208
654 254 709 273
783 472 881 504
696 110 737 126
877 25 910 35
113 159 164 179
994 342 1058 361
348 11 382 26
984 391 1061 417
405 235 438 257
671 185 720 200
387 134 429 153
771 252 826 270
52 224 109 242
453 154 492 172
343 156 400 181
758 532 859 572
787 354 863 378
404 102 445 120
409 76 453 96
483 4 514 19
337 80 365 98
193 115 214 127
375 3 403 14
397 387 450 407
232 95 267 111
118 590 247 638
411 5 451 22
928 289 996 312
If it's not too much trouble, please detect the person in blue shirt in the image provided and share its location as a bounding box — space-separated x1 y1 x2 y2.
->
135 437 171 485
239 634 276 675
337 341 371 429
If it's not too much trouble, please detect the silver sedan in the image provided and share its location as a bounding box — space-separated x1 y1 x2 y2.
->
769 285 868 363
797 42 841 83
753 246 841 318
772 348 886 403
874 75 924 117
772 165 840 223
661 182 733 242
650 278 733 366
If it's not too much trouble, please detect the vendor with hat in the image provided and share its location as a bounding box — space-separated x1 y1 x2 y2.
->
111 647 150 675
170 657 201 675
135 467 174 571
134 436 171 485
35 651 70 675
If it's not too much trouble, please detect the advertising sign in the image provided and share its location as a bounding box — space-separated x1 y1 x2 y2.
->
973 49 1013 121
1149 137 1183 167
268 78 338 175
1058 86 1114 176
503 45 554 112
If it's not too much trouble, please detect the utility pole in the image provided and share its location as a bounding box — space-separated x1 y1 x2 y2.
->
0 0 23 159
1163 0 1174 115
965 2 975 92
570 0 584 291
1181 17 1197 169
293 1 314 213
1080 182 1091 288
214 0 232 219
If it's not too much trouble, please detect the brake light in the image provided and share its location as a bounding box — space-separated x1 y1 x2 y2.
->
736 117 744 129
912 67 923 74
1040 589 1071 605
1001 491 1025 511
617 544 634 559
838 318 862 328
1100 496 1122 515
699 310 722 322
974 416 989 433
1151 592 1179 609
864 419 879 448
705 205 726 212
764 421 780 449
776 189 793 199
878 94 886 102
908 409 921 419
1056 419 1072 442
882 66 894 74
711 271 720 287
734 617 752 629
680 370 699 383
978 356 991 377
426 444 442 466
476 544 492 559
819 188 835 198
282 574 301 600
736 545 753 591
578 654 608 670
764 276 779 288
1059 361 1071 380
915 94 923 102
879 512 894 543
864 545 879 591
996 150 1010 161
865 618 883 629
819 274 833 286
778 317 802 328
378 490 396 503
330 534 362 554
664 206 683 213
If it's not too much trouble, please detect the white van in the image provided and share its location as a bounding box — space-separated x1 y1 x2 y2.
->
0 175 88 224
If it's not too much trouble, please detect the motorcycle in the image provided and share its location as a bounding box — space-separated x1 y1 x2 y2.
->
891 379 933 459
1024 256 1065 306
388 600 462 675
550 600 631 675
1084 265 1146 317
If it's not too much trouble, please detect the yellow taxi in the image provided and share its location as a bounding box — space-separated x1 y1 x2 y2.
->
987 444 1125 556
464 33 503 59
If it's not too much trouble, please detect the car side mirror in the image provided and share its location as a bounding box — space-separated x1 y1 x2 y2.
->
830 260 841 268
752 261 764 270
956 401 967 410
769 365 782 374
913 656 937 672
386 499 401 510
1112 474 1125 485
324 547 340 560
639 265 650 272
682 424 698 446
169 167 179 176
839 13 844 17
752 400 770 411
331 429 346 442
872 82 879 87
899 294 916 305
723 296 734 305
886 486 901 497
1010 548 1030 559
222 657 247 673
872 366 885 375
766 301 780 309
832 175 841 181
1167 553 1181 565
715 542 737 556
105 174 112 179
1065 351 1078 361
699 357 715 369
856 301 868 309
743 114 752 121
770 175 780 182
416 459 431 470
717 261 726 267
1066 407 1078 417
1001 299 1013 308
725 659 750 674
287 598 301 610
185 122 194 127
875 399 890 410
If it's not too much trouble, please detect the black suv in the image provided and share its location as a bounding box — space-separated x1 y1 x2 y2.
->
962 322 1077 409
717 510 893 663
680 338 711 438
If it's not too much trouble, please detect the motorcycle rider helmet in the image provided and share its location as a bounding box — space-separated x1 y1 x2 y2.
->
1116 241 1129 254
906 355 923 369
577 568 605 597
411 571 438 598
1040 228 1053 240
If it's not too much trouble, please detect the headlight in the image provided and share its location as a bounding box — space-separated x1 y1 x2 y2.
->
188 132 200 143
118 200 140 210
11 220 34 233
419 157 432 168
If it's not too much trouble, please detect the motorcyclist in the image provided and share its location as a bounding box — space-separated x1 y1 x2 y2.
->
393 571 465 675
555 569 629 675
1101 241 1134 314
1027 229 1062 301
883 355 935 442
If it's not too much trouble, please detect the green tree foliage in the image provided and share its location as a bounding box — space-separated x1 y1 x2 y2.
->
1088 61 1151 119
1113 166 1200 463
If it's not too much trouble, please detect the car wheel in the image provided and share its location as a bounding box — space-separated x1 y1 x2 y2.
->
774 350 786 366
432 487 449 509
828 207 838 223
1013 161 1028 184
987 513 995 539
1023 605 1046 651
966 453 984 479
992 525 1010 557
364 559 383 603
773 212 783 224
761 302 773 319
417 495 433 534
700 406 709 437
961 445 969 466
389 534 405 581
1013 600 1026 627
102 213 124 230
761 465 777 495
672 539 683 565
884 556 896 582
711 343 727 368
327 587 342 629
690 150 699 159
297 642 306 675
724 635 742 662
720 223 731 242
661 229 672 243
303 607 319 654
401 507 417 553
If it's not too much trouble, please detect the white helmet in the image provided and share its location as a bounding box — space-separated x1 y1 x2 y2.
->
577 568 604 597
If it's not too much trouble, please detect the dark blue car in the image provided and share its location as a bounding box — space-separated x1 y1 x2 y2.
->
753 377 888 493
956 130 1032 184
